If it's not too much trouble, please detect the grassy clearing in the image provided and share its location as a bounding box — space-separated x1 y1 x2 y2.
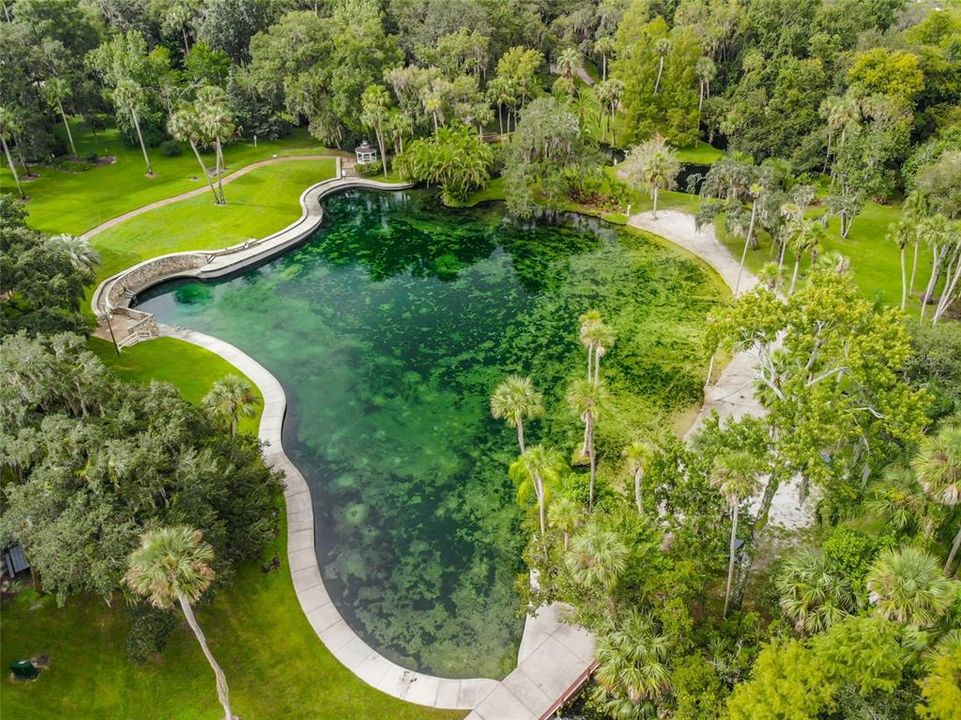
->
2 121 333 236
675 142 724 165
0 335 463 720
90 159 336 281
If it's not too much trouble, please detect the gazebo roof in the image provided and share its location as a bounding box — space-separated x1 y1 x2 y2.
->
355 140 375 153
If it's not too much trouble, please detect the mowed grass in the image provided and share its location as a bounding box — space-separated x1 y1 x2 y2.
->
1 121 333 236
0 336 463 720
90 158 336 281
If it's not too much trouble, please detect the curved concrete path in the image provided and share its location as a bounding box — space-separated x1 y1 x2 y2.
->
81 154 341 240
628 210 814 530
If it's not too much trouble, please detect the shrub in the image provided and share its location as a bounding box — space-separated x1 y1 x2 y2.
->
356 160 382 177
126 604 177 662
159 140 183 157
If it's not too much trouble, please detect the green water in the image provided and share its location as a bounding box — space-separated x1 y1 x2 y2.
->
137 189 725 678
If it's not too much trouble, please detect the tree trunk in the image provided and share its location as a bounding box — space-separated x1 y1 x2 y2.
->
920 244 942 322
909 241 919 298
516 419 526 454
1 135 24 198
132 111 153 175
536 476 546 535
900 244 908 310
182 27 191 55
945 525 961 577
214 138 226 204
178 595 232 720
190 141 221 204
705 352 716 390
59 102 77 157
933 251 961 324
723 505 738 617
602 55 607 81
790 256 801 295
654 57 664 94
634 469 643 515
652 185 659 218
731 474 779 609
735 205 756 296
497 104 503 136
586 343 594 382
588 428 597 513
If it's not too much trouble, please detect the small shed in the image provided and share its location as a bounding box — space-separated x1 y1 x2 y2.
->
4 544 30 578
354 140 379 165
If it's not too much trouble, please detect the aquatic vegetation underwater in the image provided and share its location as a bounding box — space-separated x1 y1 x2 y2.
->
138 189 725 678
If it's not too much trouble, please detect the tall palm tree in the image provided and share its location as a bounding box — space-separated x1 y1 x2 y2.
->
622 135 681 218
918 214 952 322
168 105 221 204
361 84 392 176
549 495 581 550
556 47 581 84
490 375 544 453
594 79 623 145
42 78 77 157
787 215 827 294
125 527 233 720
594 610 670 718
0 106 25 198
594 35 616 81
568 378 609 512
203 375 258 435
624 441 652 515
695 56 716 142
485 76 515 136
509 444 565 535
866 546 957 626
578 309 616 383
653 38 672 95
776 548 858 634
113 79 154 176
711 451 761 617
913 426 961 574
734 182 764 295
197 86 235 203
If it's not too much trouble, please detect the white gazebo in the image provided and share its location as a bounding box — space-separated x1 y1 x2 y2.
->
354 140 378 164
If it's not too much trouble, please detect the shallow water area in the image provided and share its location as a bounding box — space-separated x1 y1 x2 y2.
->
137 189 723 678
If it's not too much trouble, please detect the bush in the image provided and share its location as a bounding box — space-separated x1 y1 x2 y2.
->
126 604 177 662
356 160 382 177
160 140 183 157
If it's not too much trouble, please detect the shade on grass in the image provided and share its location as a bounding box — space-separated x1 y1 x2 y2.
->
1 121 332 236
0 336 462 720
89 159 336 282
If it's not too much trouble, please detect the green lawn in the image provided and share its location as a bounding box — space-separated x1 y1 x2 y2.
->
90 158 336 281
675 142 724 165
2 121 334 236
0 336 462 720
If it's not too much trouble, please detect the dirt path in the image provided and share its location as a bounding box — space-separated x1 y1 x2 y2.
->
81 154 341 240
628 210 815 530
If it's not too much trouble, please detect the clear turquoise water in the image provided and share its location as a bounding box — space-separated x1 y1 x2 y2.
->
137 189 724 678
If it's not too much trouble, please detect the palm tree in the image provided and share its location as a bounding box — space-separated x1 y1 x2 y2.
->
568 378 609 512
653 38 672 95
42 78 77 157
203 375 258 435
787 215 827 294
556 47 581 84
549 495 581 550
889 219 914 309
0 106 25 198
776 548 858 634
734 182 764 295
113 78 154 176
197 86 235 203
361 84 392 176
50 234 100 272
168 104 221 204
594 79 623 145
125 527 233 720
866 546 957 627
578 309 616 383
695 56 716 142
866 466 929 538
594 610 670 717
622 135 681 218
918 214 952 322
486 76 515 136
913 426 961 574
711 451 761 617
566 521 628 613
624 441 652 515
594 36 616 81
509 444 565 535
490 375 545 454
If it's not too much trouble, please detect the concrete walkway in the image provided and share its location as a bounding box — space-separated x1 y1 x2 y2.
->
628 210 815 530
81 154 341 240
